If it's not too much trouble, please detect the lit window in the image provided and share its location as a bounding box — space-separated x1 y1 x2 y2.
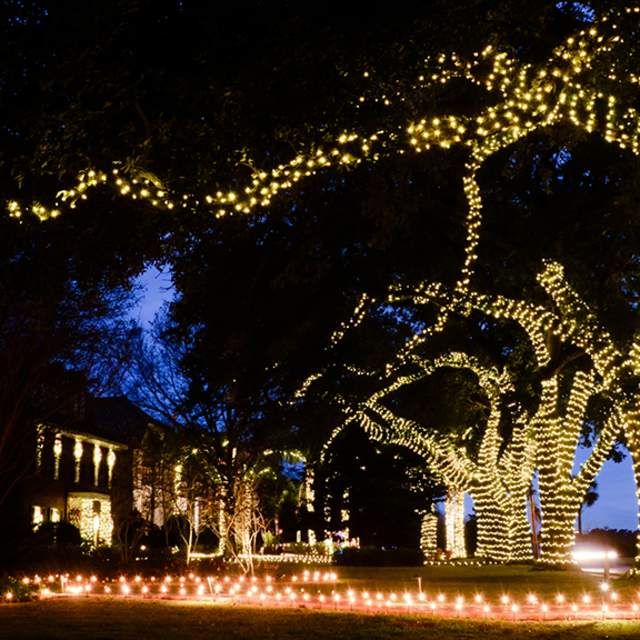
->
53 435 62 480
32 506 43 528
67 494 113 547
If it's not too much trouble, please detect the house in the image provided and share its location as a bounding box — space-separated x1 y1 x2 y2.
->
20 394 243 558
23 395 161 546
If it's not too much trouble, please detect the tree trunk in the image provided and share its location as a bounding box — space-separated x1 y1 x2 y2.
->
444 490 466 558
538 446 578 564
630 445 640 568
508 499 534 562
217 489 228 556
529 490 540 559
420 512 439 559
538 484 576 564
472 484 510 561
622 411 640 568
578 505 583 536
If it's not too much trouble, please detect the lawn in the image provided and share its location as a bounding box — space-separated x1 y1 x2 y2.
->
3 565 640 639
2 599 640 640
332 564 612 599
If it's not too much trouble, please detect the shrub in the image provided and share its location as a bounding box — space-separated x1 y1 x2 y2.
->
33 521 83 547
334 546 422 567
0 576 37 603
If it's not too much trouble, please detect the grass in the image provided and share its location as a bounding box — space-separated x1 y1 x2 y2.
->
331 564 634 600
3 565 640 639
2 599 640 640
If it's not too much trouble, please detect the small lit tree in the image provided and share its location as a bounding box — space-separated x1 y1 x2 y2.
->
223 479 271 575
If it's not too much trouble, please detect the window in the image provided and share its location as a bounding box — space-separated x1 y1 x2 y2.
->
32 505 43 529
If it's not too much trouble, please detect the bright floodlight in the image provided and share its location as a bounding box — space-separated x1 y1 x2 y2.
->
572 549 618 562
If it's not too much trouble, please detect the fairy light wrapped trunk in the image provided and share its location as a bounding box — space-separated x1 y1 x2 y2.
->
233 478 257 555
358 352 535 562
626 409 640 567
390 262 626 564
444 489 466 558
529 263 636 563
420 511 439 559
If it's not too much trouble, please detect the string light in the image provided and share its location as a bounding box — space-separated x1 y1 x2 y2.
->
279 5 640 391
318 251 636 564
289 13 640 564
356 352 533 562
382 261 630 563
7 7 640 279
10 569 640 622
7 4 640 567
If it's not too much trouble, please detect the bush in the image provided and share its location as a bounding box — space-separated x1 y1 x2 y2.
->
10 521 92 574
262 541 328 556
189 556 226 574
0 576 37 602
33 521 83 547
334 546 422 567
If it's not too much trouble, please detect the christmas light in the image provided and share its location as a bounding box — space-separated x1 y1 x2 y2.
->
8 3 640 568
383 262 628 563
7 5 640 308
355 351 533 561
12 568 640 622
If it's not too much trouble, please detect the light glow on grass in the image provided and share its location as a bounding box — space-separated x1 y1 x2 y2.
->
6 569 640 623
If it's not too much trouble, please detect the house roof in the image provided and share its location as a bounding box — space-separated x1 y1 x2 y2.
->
79 396 155 446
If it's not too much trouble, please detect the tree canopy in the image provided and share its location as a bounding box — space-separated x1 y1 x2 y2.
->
3 0 640 556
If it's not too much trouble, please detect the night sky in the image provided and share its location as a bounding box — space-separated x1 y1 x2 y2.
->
130 265 173 328
132 267 639 533
574 449 636 532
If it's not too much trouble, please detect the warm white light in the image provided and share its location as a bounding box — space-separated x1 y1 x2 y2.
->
573 549 618 562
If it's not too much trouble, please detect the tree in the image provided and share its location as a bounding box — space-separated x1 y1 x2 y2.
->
0 210 152 546
2 0 584 222
578 480 599 535
124 312 295 561
5 2 640 569
384 261 626 564
353 352 534 561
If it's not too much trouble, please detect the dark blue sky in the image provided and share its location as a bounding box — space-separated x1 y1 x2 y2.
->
130 265 174 327
131 266 638 532
574 448 636 532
